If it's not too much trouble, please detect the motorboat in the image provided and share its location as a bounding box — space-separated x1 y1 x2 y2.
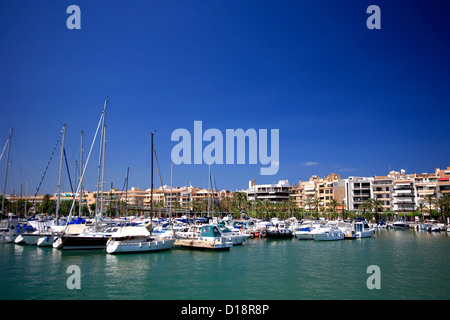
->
294 221 321 240
265 221 293 238
353 218 374 238
392 219 409 229
294 226 314 240
106 226 175 254
216 223 250 245
176 224 233 251
311 226 344 241
175 224 203 239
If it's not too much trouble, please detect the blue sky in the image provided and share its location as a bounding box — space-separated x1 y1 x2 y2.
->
1 0 449 195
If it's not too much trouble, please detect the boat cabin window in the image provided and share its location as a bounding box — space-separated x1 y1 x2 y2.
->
213 227 221 237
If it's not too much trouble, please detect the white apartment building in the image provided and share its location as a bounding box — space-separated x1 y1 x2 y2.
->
372 176 393 211
247 179 290 202
345 176 373 211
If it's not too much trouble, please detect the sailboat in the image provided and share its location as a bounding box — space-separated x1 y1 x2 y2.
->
17 125 69 246
1 127 19 243
54 100 116 250
106 132 175 253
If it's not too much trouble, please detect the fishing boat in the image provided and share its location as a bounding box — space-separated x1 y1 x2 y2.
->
106 226 175 254
265 221 293 238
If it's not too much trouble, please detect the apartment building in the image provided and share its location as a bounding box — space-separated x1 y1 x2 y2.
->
372 175 393 211
436 167 450 198
289 174 345 212
345 176 373 211
317 173 345 208
247 179 290 202
411 172 438 210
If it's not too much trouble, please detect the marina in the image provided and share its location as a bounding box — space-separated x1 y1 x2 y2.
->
1 220 449 300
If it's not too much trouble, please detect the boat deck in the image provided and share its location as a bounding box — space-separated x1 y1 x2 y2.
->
174 239 232 251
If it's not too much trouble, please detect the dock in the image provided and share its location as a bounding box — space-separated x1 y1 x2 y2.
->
174 239 232 251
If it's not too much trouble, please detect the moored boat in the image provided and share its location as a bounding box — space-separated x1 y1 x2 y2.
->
265 221 293 238
353 218 374 238
106 226 175 254
311 226 344 241
175 224 233 251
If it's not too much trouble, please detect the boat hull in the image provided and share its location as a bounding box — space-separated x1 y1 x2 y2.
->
37 236 55 247
106 238 175 254
312 230 344 241
265 230 293 239
16 233 52 245
54 235 110 250
356 230 374 238
294 231 313 240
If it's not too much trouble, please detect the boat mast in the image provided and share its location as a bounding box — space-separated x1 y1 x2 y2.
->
79 130 84 217
56 124 66 223
95 100 107 232
170 161 173 231
150 131 154 233
1 127 13 219
208 163 211 217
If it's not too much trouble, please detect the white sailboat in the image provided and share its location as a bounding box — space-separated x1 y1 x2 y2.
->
54 101 110 250
106 226 175 254
1 127 17 243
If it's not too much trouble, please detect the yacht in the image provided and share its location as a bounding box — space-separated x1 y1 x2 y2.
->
295 220 325 240
53 224 119 250
176 224 233 251
392 219 409 229
311 226 344 241
216 223 250 245
106 226 175 254
265 221 293 238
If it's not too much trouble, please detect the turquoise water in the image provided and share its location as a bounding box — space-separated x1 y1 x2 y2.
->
1 229 449 300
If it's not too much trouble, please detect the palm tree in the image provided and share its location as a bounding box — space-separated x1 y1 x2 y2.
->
417 203 426 222
436 195 450 224
304 196 314 219
329 199 339 220
424 194 435 217
371 198 383 222
312 197 321 220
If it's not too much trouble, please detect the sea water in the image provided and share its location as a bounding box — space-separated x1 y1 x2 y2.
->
1 229 449 300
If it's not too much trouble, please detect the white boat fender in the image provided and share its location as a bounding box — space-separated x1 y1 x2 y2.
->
139 242 142 248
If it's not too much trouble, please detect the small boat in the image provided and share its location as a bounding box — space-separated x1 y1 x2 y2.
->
265 221 293 239
216 223 250 245
353 218 374 238
106 226 175 254
175 224 233 251
393 219 409 229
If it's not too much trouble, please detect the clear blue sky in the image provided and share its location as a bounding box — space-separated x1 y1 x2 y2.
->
1 0 449 196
